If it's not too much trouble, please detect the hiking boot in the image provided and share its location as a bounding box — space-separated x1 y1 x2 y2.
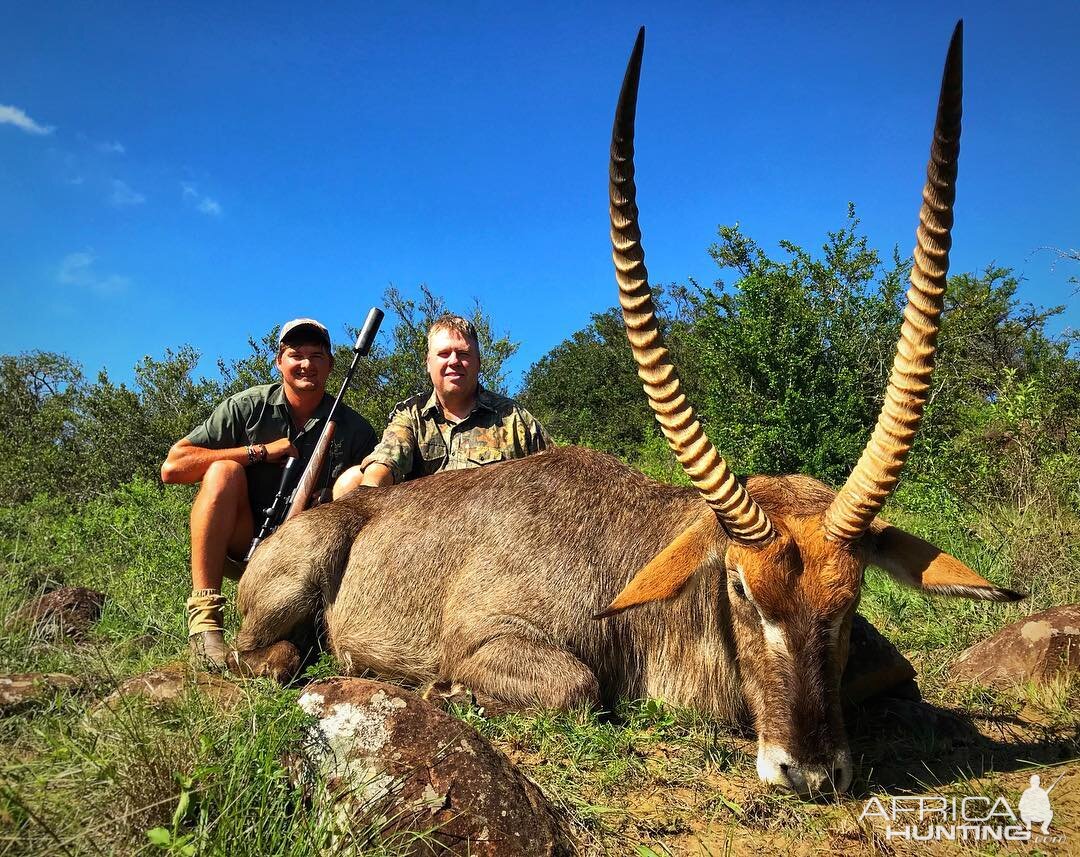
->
189 629 229 668
186 590 228 669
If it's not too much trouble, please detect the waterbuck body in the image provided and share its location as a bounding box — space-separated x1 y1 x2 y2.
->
235 22 1022 795
240 448 740 713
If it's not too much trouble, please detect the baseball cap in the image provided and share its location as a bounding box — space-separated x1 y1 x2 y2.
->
279 318 331 350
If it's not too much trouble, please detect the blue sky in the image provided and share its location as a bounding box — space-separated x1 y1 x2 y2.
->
2 2 1078 392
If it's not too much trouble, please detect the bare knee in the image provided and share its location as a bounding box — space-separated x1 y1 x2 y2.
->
201 460 247 494
192 461 248 517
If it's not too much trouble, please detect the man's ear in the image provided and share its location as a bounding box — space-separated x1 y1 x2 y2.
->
595 511 719 618
868 524 1024 602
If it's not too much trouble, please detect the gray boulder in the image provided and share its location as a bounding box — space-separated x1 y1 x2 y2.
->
293 677 572 856
0 673 81 715
97 662 245 713
950 604 1080 688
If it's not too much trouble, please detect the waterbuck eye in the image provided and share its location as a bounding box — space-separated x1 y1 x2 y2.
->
730 577 747 600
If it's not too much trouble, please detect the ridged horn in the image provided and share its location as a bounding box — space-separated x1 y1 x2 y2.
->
610 27 774 545
825 21 964 541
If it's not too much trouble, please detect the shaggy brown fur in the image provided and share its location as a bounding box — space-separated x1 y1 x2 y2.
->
235 446 1019 791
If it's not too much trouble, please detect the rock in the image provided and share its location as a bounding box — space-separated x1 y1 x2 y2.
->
293 677 573 856
97 662 245 713
8 586 105 641
950 604 1080 688
0 673 81 715
841 614 918 705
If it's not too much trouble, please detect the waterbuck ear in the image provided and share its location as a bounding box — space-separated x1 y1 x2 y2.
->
868 525 1025 602
595 512 719 618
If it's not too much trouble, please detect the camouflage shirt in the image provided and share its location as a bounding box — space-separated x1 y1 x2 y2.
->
361 386 551 483
186 383 377 516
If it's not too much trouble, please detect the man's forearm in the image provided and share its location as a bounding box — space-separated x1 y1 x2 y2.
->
162 436 298 485
360 462 396 487
161 443 256 485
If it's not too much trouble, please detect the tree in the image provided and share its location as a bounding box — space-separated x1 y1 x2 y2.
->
217 329 279 396
522 307 652 456
0 352 85 504
339 284 519 426
687 210 904 483
909 266 1080 508
1041 245 1080 289
211 283 519 433
78 347 222 492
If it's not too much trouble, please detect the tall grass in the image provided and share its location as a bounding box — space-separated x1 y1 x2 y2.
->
2 478 1077 855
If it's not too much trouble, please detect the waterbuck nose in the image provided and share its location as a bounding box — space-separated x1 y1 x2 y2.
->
756 743 853 795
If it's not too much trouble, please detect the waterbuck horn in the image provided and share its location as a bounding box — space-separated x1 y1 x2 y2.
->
825 20 964 542
610 27 774 545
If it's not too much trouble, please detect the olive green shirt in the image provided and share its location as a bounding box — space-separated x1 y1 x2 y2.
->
361 386 550 483
186 383 377 517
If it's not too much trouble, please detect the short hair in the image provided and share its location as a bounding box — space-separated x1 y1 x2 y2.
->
427 313 480 353
276 332 332 360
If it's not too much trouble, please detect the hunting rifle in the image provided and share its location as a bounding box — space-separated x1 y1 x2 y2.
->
245 307 384 561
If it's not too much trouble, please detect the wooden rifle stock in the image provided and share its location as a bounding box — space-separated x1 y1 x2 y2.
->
285 421 336 520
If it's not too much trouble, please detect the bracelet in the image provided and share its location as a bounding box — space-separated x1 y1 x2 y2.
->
256 444 268 463
246 445 258 465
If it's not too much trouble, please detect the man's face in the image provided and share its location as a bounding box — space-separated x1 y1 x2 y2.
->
427 328 479 401
275 342 332 395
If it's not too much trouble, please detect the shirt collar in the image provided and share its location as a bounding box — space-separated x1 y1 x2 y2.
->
269 382 334 435
421 385 496 419
268 382 289 407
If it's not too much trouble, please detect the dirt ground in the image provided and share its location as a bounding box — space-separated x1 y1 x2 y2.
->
605 694 1080 856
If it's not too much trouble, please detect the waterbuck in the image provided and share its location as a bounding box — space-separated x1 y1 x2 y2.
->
234 22 1021 795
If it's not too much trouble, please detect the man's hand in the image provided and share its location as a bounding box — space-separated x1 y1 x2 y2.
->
264 437 300 462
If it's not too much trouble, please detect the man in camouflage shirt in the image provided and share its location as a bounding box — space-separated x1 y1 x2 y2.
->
360 314 549 486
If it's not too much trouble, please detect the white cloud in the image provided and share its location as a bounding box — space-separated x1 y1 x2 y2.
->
182 182 223 217
109 179 145 207
97 140 126 155
57 251 130 296
0 104 55 135
197 197 222 217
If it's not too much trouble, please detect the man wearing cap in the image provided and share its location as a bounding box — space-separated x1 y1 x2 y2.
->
161 318 376 666
359 313 550 487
